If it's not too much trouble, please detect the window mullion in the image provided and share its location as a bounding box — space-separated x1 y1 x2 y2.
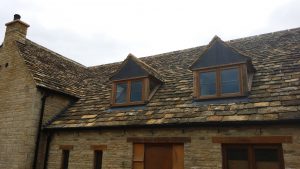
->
222 145 228 169
127 81 131 103
217 68 221 96
112 83 116 104
239 65 243 95
279 145 284 169
142 78 146 101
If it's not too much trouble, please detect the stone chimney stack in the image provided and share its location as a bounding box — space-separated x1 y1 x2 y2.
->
4 14 30 45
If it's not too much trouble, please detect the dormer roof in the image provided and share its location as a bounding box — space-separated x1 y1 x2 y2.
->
110 53 164 82
190 36 254 70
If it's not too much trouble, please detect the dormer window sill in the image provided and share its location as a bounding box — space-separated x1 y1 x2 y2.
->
192 96 250 105
110 101 147 108
195 93 246 100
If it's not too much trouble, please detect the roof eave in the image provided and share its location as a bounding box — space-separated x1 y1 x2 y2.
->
43 119 300 132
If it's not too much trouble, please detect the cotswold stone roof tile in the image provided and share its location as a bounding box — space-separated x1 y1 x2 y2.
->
16 39 90 97
17 27 300 129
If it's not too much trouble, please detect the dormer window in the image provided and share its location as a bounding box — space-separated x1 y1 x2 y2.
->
190 36 255 100
220 67 240 94
113 78 145 105
110 54 163 107
196 64 244 99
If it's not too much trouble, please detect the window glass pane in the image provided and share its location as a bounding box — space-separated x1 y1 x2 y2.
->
255 148 280 169
130 80 143 102
221 68 240 94
116 83 127 103
94 150 103 169
200 71 216 96
62 150 70 169
227 148 249 169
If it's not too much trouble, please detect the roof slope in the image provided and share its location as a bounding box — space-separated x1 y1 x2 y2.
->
16 39 90 97
27 28 300 129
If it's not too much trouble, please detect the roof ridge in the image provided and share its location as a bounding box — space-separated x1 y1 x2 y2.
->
141 45 203 60
43 26 300 71
88 61 121 69
228 27 300 43
25 39 87 68
87 46 204 70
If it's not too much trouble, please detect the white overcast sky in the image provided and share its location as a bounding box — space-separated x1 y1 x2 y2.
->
0 0 299 66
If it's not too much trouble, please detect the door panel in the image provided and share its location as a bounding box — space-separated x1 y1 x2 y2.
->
145 144 173 169
227 148 249 169
254 148 280 169
172 144 184 169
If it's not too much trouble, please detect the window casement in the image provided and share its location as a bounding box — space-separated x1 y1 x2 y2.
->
111 77 149 107
194 63 247 99
59 145 73 169
61 150 70 169
222 144 284 169
90 145 107 169
94 150 103 169
212 136 292 169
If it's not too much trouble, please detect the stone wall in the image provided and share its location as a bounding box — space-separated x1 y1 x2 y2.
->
0 18 73 169
0 39 42 169
35 94 74 169
47 124 300 169
43 94 74 125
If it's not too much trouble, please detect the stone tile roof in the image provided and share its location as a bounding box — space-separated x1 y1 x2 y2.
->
16 39 90 97
17 28 300 129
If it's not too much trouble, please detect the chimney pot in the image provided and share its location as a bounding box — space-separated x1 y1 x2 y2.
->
3 14 29 45
14 14 21 20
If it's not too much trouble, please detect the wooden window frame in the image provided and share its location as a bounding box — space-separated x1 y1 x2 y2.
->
93 150 103 169
91 145 107 169
212 136 293 144
222 144 285 169
59 145 73 169
111 77 149 107
194 63 245 100
198 69 218 98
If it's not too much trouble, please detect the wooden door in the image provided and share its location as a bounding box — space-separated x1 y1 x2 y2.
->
145 144 173 169
132 143 184 169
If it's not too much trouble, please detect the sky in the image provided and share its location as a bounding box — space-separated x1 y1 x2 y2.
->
0 0 299 66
